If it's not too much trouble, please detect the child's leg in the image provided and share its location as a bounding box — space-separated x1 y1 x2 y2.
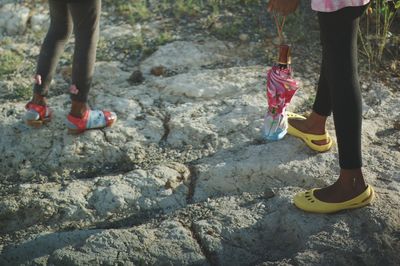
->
313 5 369 203
25 0 72 126
34 0 73 100
68 0 101 116
65 0 116 134
318 5 367 170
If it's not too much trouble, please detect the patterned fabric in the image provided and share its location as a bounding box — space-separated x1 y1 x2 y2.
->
66 109 117 133
263 65 299 140
86 110 107 129
311 0 370 12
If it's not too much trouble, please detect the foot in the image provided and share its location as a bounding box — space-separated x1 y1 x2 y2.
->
66 109 117 134
293 184 374 213
24 94 52 127
288 111 329 146
314 169 367 203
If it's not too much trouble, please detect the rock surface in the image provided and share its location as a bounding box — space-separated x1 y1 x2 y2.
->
0 4 30 35
1 1 400 266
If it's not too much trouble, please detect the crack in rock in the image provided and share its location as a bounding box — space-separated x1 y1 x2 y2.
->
189 222 219 266
159 113 171 145
92 209 163 230
187 165 199 204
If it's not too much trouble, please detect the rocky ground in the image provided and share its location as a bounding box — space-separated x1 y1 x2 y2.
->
1 1 400 265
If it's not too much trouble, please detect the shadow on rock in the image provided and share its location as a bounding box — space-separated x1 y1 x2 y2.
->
0 229 103 265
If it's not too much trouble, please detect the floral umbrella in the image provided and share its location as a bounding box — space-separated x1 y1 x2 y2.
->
262 61 299 140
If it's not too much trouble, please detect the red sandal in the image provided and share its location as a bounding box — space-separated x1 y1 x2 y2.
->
24 102 52 128
66 109 117 134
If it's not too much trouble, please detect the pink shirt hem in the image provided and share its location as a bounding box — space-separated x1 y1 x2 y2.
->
311 0 370 12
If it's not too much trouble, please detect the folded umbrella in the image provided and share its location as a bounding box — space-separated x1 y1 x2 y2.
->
262 44 299 140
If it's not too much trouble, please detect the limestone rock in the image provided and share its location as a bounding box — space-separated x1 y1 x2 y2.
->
191 191 400 266
141 40 229 74
0 4 30 35
191 142 337 203
102 24 139 40
151 67 262 99
1 21 400 265
1 221 208 265
30 13 50 32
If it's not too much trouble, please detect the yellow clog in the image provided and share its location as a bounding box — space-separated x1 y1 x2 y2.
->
287 112 332 152
293 185 375 214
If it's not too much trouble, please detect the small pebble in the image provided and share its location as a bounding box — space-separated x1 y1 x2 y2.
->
263 188 275 199
129 68 144 84
394 120 400 130
239 33 249 42
151 65 166 76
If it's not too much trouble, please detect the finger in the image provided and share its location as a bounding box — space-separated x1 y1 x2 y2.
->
267 1 274 12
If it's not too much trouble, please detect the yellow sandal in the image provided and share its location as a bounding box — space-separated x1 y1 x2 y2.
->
293 185 375 214
287 112 332 152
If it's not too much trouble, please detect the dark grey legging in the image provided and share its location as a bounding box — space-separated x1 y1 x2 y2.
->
34 0 101 103
313 4 368 169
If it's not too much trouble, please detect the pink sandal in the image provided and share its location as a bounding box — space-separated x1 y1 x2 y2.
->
66 109 117 134
24 102 53 128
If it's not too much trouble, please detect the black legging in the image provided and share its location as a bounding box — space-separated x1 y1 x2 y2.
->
34 0 101 103
313 5 368 169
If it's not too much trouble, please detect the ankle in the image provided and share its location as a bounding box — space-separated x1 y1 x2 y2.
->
32 93 47 106
305 112 327 133
338 168 366 190
70 101 88 118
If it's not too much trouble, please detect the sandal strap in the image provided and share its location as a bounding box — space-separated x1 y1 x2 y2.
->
304 132 330 141
25 102 51 120
67 109 91 131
